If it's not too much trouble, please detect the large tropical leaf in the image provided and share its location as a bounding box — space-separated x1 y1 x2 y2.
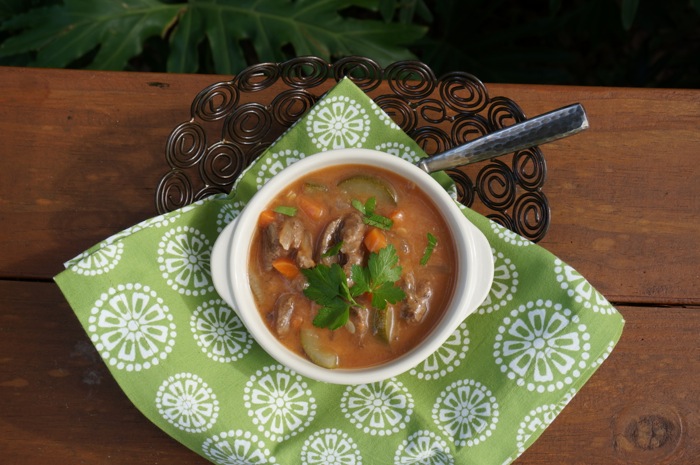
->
166 0 426 74
0 0 426 74
0 0 179 70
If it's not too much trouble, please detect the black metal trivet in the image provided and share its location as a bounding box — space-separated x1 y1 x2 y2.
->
156 56 549 242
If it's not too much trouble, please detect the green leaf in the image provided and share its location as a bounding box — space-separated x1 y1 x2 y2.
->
350 264 371 297
620 0 638 30
305 245 405 328
168 0 426 74
1 0 424 74
420 232 437 265
302 263 348 306
312 298 350 330
378 0 395 22
0 0 180 70
273 205 297 216
350 245 405 309
322 241 344 258
368 244 402 284
692 0 700 14
370 281 404 310
352 197 393 230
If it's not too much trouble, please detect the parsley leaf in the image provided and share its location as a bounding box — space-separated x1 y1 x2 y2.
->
274 205 297 216
322 241 344 258
351 245 405 310
420 233 438 265
302 263 354 330
370 244 403 284
302 263 348 306
303 245 405 329
312 298 350 330
351 197 394 230
370 281 406 310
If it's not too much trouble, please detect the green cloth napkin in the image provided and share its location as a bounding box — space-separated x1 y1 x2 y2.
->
55 78 624 465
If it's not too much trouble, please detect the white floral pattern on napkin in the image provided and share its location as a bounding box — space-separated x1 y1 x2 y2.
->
55 78 624 465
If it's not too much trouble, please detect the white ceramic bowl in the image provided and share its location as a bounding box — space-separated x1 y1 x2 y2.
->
211 148 494 384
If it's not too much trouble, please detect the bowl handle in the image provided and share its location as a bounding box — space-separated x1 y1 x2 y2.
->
211 219 238 308
459 217 495 319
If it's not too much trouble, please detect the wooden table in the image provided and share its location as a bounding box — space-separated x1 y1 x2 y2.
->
1 66 698 464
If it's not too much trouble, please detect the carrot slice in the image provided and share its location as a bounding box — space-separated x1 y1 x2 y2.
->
258 209 277 227
389 209 404 224
298 196 325 221
271 257 300 279
364 228 387 253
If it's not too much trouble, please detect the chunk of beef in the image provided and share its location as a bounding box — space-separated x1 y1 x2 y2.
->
296 230 315 269
271 293 297 337
261 221 283 271
401 272 433 324
340 211 366 276
316 212 366 275
278 216 305 251
317 217 343 266
351 306 370 344
262 216 315 271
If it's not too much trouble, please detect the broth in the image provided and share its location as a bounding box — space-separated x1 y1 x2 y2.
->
248 164 457 369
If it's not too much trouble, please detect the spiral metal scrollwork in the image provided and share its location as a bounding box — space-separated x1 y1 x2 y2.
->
224 103 273 145
156 170 194 213
191 82 239 122
512 192 550 242
374 95 417 133
513 147 547 191
450 114 491 146
477 160 517 211
165 122 207 168
200 142 246 188
384 61 436 100
487 211 516 232
235 63 280 92
156 56 551 241
439 72 488 114
415 99 449 125
410 126 451 156
446 168 476 207
333 56 383 92
281 56 330 89
271 89 317 127
488 96 526 129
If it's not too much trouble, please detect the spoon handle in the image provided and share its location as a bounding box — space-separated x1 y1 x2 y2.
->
417 103 589 173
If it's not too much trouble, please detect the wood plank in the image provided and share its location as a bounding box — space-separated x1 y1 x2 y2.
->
516 304 700 464
0 67 222 280
0 281 203 463
0 68 698 305
1 281 697 463
491 85 700 306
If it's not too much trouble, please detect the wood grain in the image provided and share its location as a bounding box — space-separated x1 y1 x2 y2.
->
0 66 698 464
0 67 697 304
1 281 697 464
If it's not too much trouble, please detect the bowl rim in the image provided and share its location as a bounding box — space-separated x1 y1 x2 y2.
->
216 148 489 384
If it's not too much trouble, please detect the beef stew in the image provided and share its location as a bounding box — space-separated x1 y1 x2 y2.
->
248 164 457 369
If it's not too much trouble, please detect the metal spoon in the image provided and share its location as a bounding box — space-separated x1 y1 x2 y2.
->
417 103 589 173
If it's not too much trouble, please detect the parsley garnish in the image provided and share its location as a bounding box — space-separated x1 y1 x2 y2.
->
352 197 393 230
351 245 406 310
322 241 344 258
274 205 297 216
420 233 438 266
302 263 355 330
301 245 406 329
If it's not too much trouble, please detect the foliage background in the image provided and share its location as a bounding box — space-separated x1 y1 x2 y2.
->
1 0 698 88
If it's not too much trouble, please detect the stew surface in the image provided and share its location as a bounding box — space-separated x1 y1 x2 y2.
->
248 164 457 369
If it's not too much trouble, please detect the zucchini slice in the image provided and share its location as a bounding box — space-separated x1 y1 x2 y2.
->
338 175 398 205
300 328 339 369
